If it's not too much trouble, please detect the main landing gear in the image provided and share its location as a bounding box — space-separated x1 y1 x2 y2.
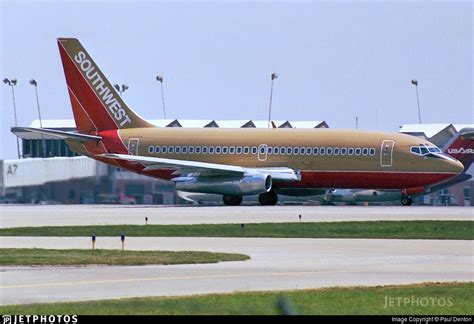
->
400 195 413 206
222 192 279 206
258 191 278 206
223 194 243 206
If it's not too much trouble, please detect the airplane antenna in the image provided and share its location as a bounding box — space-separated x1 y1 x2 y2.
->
268 73 278 128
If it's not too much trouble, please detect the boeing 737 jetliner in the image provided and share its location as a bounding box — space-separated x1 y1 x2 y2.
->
13 38 464 205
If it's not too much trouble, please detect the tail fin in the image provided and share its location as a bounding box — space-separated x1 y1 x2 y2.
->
443 128 474 171
57 38 154 134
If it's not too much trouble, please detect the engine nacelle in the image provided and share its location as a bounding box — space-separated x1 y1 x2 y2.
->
175 174 272 196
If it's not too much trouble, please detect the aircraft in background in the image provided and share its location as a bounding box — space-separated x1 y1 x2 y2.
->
12 38 464 206
322 128 474 205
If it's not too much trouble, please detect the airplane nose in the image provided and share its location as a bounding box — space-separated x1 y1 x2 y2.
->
447 158 464 174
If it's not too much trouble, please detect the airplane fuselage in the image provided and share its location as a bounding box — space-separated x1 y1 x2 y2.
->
68 127 462 192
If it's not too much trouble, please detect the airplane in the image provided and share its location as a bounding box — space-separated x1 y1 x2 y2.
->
11 38 464 206
322 128 474 205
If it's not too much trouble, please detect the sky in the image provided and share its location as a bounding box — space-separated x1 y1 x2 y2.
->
1 0 472 159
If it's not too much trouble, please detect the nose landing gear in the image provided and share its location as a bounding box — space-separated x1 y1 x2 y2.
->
401 195 413 206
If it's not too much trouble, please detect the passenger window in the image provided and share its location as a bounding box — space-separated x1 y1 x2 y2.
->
148 146 154 154
280 147 286 154
209 146 215 154
313 147 318 155
320 147 326 155
341 148 346 155
175 146 181 154
202 146 208 154
293 147 299 155
362 148 368 156
155 146 161 154
334 148 339 155
348 148 354 155
182 146 187 154
243 147 249 154
251 147 257 154
189 146 194 154
162 146 168 154
237 147 243 154
168 146 174 154
300 147 305 155
287 147 293 155
355 148 361 155
274 147 280 155
215 146 221 154
229 146 235 154
267 147 273 154
195 146 201 154
222 146 228 154
369 148 375 156
306 147 312 155
327 147 333 155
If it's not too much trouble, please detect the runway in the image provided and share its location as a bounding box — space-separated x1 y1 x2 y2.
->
1 237 472 305
1 205 472 228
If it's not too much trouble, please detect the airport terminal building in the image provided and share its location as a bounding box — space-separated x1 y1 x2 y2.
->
1 119 472 206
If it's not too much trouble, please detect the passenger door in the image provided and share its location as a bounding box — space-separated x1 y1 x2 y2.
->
128 138 139 156
380 140 395 167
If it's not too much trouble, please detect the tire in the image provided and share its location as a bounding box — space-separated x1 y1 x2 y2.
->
258 192 278 206
401 195 412 206
223 195 243 206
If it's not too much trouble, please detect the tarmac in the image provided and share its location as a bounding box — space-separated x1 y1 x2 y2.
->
0 205 472 306
1 205 472 228
1 237 472 305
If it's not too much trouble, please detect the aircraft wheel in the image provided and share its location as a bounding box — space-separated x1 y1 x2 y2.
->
258 192 278 206
401 195 413 206
223 195 242 206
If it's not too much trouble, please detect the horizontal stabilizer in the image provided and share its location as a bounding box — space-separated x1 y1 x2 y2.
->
11 127 101 142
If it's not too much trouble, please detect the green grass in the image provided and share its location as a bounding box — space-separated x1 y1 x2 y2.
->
0 248 249 266
1 282 472 315
0 221 472 240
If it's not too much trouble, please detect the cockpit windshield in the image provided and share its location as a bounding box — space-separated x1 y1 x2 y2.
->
410 144 441 156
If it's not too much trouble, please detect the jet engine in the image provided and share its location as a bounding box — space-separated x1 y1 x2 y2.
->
175 174 272 196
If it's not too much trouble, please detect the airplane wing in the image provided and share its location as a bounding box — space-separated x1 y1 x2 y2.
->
100 153 300 182
11 127 101 142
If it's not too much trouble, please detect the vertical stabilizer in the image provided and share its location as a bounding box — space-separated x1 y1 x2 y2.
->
57 38 154 134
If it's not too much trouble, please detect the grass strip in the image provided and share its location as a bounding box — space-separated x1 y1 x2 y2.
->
0 221 472 240
0 248 249 266
1 282 472 315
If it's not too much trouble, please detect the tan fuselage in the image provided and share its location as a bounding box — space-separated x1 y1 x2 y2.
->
68 127 463 191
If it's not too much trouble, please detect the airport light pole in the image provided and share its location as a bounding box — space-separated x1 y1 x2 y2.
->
114 83 129 96
268 73 278 128
3 78 20 159
411 79 422 124
30 79 46 157
156 75 166 119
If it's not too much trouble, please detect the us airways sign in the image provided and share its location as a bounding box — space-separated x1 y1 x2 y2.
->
448 148 474 155
74 51 132 127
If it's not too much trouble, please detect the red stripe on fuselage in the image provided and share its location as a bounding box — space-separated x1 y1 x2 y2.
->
275 170 457 190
